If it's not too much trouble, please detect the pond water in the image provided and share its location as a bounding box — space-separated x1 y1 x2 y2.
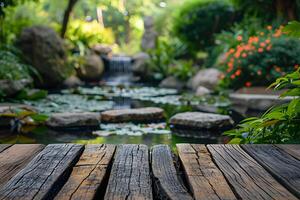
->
0 85 234 147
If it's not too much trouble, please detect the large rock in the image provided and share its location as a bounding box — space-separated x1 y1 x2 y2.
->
92 44 112 56
77 54 105 82
170 112 233 130
188 68 222 91
101 107 164 123
0 79 32 97
46 112 101 129
131 52 150 77
141 16 157 51
17 26 68 88
63 76 83 88
159 76 184 90
195 86 211 96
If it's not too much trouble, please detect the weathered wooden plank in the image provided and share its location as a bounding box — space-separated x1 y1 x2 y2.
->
0 144 12 153
242 144 300 198
276 144 300 160
151 145 192 200
55 144 116 200
104 144 153 200
0 144 44 189
177 144 236 200
208 144 297 200
0 144 83 200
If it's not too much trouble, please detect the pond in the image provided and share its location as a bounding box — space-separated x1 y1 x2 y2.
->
0 85 235 147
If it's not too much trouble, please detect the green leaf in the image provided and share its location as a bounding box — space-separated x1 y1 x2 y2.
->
283 21 300 37
280 88 300 97
228 138 242 144
30 114 49 123
16 89 48 101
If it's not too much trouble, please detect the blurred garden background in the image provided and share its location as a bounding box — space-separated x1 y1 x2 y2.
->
0 0 300 145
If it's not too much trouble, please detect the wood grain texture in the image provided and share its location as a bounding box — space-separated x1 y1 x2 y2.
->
55 144 116 200
0 144 12 153
151 145 193 200
104 144 153 200
242 144 300 198
177 144 236 200
276 144 300 160
208 144 297 200
0 144 83 200
0 144 44 189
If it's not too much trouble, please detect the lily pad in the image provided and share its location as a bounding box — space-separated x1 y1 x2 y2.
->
99 123 171 136
23 94 114 114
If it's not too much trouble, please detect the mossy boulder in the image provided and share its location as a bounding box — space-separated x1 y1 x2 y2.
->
17 26 70 88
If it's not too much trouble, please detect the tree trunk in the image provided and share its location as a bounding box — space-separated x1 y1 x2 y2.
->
275 0 297 22
61 0 79 38
125 16 131 44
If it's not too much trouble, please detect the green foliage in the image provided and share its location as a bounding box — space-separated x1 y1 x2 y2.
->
0 0 38 17
225 69 300 144
231 0 300 23
147 39 175 81
169 60 195 81
147 37 196 82
172 0 235 50
0 45 34 80
283 21 300 37
16 89 48 101
66 20 115 55
0 0 48 44
218 26 300 89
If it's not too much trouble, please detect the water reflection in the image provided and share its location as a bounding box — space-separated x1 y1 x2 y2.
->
0 124 228 148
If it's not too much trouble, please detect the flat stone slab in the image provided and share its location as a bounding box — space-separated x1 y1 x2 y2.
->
101 107 164 123
230 93 292 111
46 112 101 129
170 112 233 130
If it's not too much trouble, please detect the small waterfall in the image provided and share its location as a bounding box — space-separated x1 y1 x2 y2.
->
104 56 133 86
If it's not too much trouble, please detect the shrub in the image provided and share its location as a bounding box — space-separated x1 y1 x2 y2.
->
147 37 196 82
66 20 115 55
172 0 235 50
225 69 300 144
0 45 34 81
219 26 300 89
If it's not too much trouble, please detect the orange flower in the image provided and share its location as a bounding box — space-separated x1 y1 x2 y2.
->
257 70 262 75
248 36 259 44
258 48 264 53
260 42 266 47
275 66 281 72
245 82 252 87
234 52 241 58
230 74 236 79
266 45 272 51
267 25 272 30
265 39 271 44
237 35 243 41
242 53 247 58
235 69 242 76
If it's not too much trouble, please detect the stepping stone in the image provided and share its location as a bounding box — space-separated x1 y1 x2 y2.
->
230 93 292 111
169 112 233 130
101 107 164 123
46 112 101 129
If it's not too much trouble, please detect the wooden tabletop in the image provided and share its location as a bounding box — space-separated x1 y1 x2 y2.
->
0 144 299 200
